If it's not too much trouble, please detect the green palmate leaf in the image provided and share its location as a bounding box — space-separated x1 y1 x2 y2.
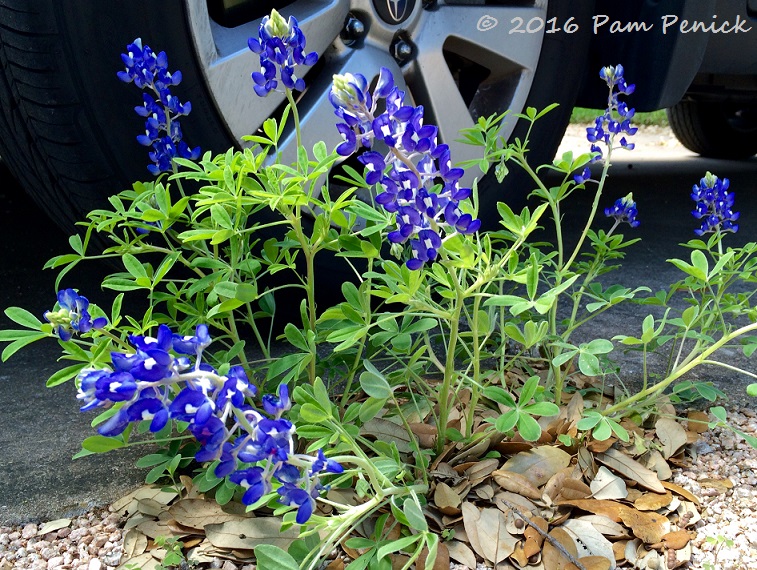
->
1 332 48 362
254 545 300 570
122 253 148 280
402 493 428 532
4 307 43 330
576 411 602 431
518 375 539 404
358 396 386 423
81 435 125 453
517 414 542 441
360 362 392 399
577 351 602 376
376 534 423 562
592 419 613 441
298 403 330 423
495 410 519 433
483 386 516 408
523 402 559 417
46 363 87 387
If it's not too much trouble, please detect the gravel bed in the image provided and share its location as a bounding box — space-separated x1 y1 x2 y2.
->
0 406 754 569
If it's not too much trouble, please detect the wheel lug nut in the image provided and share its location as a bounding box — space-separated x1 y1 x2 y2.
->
342 15 365 43
392 39 413 63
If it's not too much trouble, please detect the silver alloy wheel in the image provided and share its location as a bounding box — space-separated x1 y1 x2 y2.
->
186 0 547 180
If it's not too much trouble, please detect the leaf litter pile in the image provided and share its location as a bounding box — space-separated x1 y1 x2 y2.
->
113 376 728 570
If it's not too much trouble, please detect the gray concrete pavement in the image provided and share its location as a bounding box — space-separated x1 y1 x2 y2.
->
1 128 756 524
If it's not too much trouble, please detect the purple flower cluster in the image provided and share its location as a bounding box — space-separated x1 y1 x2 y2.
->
118 39 201 175
330 68 481 269
44 289 107 341
604 192 640 229
691 172 740 235
247 9 318 97
74 322 342 523
583 64 637 169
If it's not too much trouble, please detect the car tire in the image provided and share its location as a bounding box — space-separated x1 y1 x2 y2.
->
667 99 757 159
0 0 593 235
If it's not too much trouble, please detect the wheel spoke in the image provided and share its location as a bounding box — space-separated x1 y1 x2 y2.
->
418 3 546 70
405 3 546 177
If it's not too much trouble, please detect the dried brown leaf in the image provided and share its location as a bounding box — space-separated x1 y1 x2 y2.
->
492 469 542 501
133 486 179 505
491 441 534 455
558 478 592 501
494 490 538 513
577 555 612 570
687 410 710 433
698 477 734 493
575 515 628 538
409 422 438 449
618 508 669 544
462 502 484 560
168 498 247 530
465 457 499 486
360 418 412 453
590 466 628 500
643 450 673 481
561 519 615 563
541 527 578 570
634 491 673 511
655 418 688 459
117 552 161 570
204 517 299 550
660 529 692 550
434 482 462 515
543 467 571 501
122 528 148 558
478 508 518 564
612 540 627 563
556 499 669 543
595 448 665 493
446 540 477 569
586 438 616 453
38 518 71 535
502 447 571 487
136 518 182 540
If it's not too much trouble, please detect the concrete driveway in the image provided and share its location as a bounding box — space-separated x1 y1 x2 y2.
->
1 126 756 524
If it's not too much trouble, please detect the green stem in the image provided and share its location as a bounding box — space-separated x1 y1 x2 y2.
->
603 321 757 415
435 266 464 455
285 88 302 150
466 294 483 439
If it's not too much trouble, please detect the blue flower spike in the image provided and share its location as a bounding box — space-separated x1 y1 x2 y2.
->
605 192 640 230
691 171 740 235
587 65 638 162
248 9 318 97
119 38 201 174
71 318 340 524
44 289 107 341
330 67 481 270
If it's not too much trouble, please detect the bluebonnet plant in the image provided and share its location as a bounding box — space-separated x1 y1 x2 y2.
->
585 64 637 165
691 171 740 236
330 68 481 269
605 192 640 230
247 9 318 97
72 320 342 523
118 39 201 174
44 289 107 341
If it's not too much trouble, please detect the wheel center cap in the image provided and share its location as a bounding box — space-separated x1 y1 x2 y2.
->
374 0 416 25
